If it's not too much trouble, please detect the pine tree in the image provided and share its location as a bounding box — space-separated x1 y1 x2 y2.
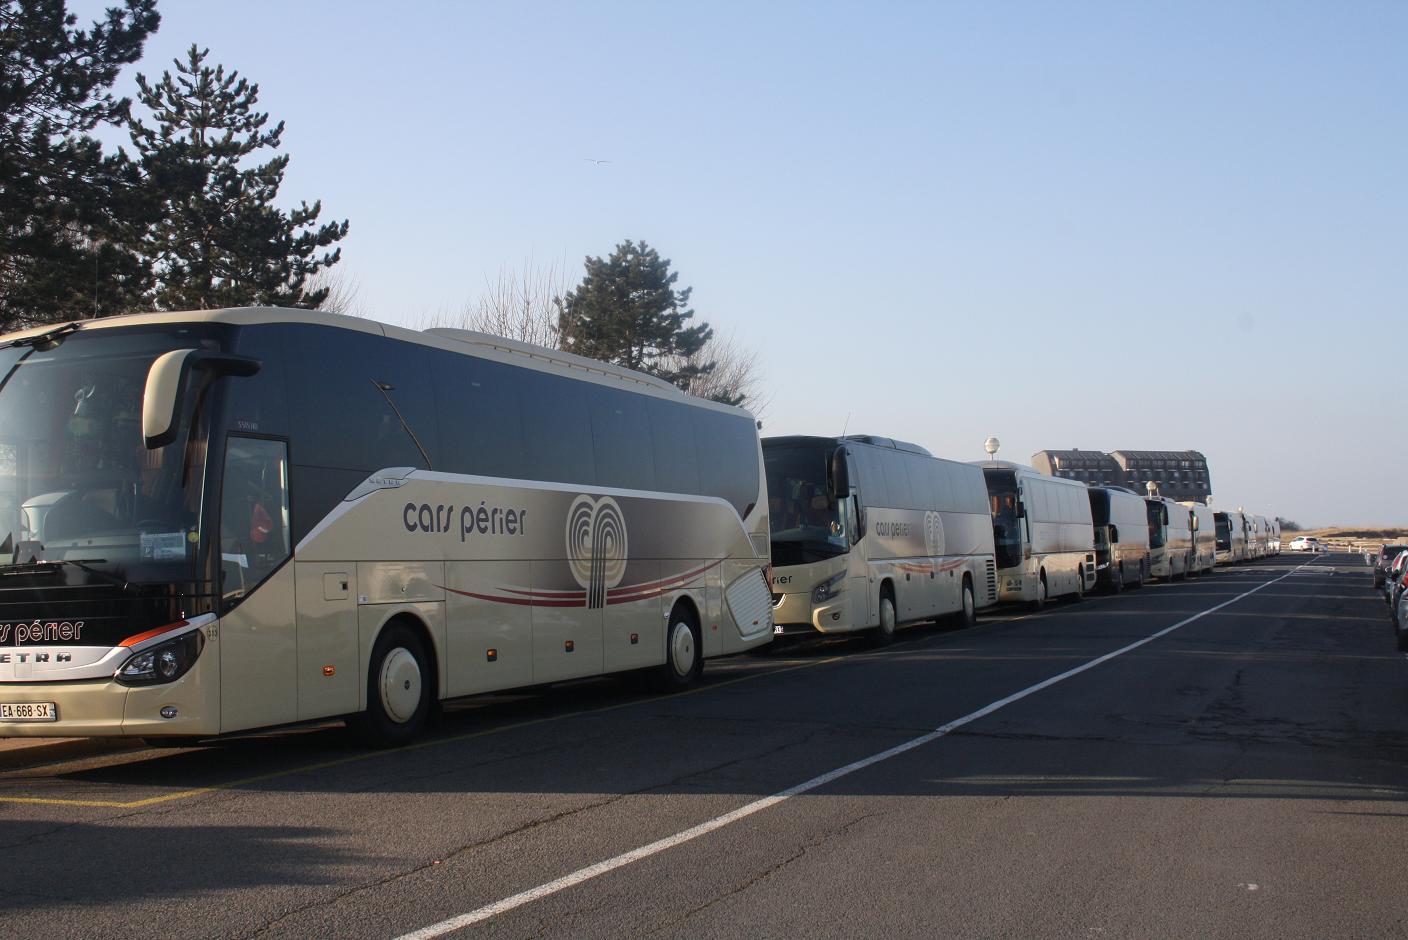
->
555 240 715 392
129 45 348 310
0 0 159 332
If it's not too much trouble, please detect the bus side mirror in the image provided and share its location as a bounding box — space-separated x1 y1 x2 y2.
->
143 350 261 449
829 449 851 498
1017 503 1026 518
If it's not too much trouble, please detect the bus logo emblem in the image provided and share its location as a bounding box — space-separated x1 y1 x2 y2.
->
924 510 944 556
566 496 629 609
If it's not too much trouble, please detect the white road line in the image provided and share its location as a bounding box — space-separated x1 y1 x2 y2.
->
394 560 1313 940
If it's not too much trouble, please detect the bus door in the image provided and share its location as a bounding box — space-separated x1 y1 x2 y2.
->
840 449 872 627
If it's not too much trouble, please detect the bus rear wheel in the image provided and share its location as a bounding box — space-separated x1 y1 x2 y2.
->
352 622 431 748
1110 563 1124 594
953 577 977 628
651 605 703 691
1029 573 1047 611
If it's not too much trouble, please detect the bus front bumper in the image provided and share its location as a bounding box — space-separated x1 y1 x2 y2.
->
0 660 220 739
772 592 853 635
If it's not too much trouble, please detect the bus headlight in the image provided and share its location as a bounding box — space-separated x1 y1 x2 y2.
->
812 573 845 604
117 630 205 686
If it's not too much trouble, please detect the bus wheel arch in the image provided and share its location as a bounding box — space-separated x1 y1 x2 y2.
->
652 598 703 691
353 614 437 747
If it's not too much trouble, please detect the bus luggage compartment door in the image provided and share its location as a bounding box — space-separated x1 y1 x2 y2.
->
294 562 360 720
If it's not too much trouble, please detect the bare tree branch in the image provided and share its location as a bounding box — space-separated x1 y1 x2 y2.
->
427 258 566 348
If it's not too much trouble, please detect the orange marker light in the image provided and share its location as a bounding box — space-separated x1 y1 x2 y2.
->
565 640 575 652
322 665 336 677
486 648 498 662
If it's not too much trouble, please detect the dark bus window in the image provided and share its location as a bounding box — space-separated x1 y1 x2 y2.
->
647 397 701 496
694 408 758 518
520 369 594 486
432 351 527 480
589 384 656 491
223 325 291 439
283 326 440 473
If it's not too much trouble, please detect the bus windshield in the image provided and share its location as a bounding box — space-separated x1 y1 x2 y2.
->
764 444 848 565
0 325 221 584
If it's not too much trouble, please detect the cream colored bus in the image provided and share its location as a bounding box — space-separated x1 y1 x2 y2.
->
1146 495 1194 580
0 309 773 745
765 435 996 645
1087 486 1150 592
1214 509 1248 564
976 462 1095 607
1182 501 1217 575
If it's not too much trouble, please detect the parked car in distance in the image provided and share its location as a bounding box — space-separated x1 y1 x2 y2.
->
1288 536 1325 552
1373 544 1408 588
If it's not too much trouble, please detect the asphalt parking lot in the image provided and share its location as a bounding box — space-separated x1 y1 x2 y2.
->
2 553 1404 939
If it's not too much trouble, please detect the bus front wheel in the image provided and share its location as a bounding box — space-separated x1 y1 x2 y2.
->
353 622 431 747
954 577 977 628
869 588 897 646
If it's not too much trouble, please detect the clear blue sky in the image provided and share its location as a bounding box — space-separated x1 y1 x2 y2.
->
80 0 1405 525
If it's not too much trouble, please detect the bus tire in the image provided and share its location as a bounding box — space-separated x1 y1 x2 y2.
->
352 621 432 748
1069 568 1085 602
1029 572 1047 611
1133 562 1146 589
651 604 703 691
1110 563 1124 594
953 576 977 628
870 586 897 646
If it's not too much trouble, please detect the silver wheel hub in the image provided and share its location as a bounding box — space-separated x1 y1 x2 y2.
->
669 622 696 676
964 588 974 619
881 599 895 634
379 647 422 724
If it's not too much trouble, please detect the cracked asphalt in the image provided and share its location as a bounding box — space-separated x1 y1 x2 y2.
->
2 553 1405 939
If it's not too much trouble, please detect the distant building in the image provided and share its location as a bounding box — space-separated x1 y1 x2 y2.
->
1031 448 1211 503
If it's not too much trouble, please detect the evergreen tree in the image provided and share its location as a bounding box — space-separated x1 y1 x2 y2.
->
0 0 159 332
129 45 347 310
555 240 715 392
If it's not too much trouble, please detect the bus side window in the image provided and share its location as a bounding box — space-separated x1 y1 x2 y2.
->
220 437 291 606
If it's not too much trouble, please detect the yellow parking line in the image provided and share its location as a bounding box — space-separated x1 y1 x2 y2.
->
0 654 846 810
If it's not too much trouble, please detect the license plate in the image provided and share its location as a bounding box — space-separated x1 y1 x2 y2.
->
0 702 56 722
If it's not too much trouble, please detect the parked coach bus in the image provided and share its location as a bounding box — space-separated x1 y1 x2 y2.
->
1087 485 1150 592
1267 518 1281 555
1214 510 1248 564
765 435 996 644
1146 495 1194 580
976 462 1095 607
1182 501 1217 575
0 309 773 745
1251 514 1272 559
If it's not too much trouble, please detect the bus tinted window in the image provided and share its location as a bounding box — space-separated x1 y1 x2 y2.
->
284 326 439 473
589 384 656 491
647 396 702 497
431 351 527 481
694 407 759 517
520 369 595 486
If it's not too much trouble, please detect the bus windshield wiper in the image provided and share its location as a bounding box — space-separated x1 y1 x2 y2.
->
0 322 81 351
